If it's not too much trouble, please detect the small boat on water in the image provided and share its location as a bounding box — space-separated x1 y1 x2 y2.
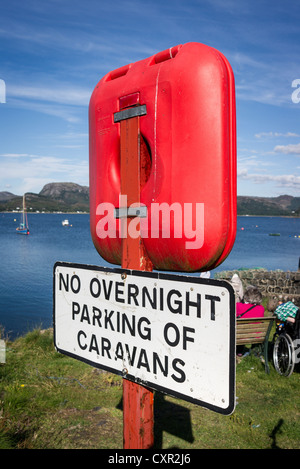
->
62 219 69 226
16 194 30 235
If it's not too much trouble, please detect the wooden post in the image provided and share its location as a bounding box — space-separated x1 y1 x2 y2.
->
119 110 154 449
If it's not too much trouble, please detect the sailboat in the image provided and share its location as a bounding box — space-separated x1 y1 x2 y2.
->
16 194 30 235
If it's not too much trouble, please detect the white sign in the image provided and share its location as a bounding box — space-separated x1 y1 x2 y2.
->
53 262 235 415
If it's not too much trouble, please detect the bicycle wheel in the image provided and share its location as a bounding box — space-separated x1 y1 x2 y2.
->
273 333 295 377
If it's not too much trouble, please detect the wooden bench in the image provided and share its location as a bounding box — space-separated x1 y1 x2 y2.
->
236 315 276 373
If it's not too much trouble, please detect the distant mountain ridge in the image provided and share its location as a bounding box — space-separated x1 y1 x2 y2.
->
0 182 299 215
0 183 89 212
237 194 300 216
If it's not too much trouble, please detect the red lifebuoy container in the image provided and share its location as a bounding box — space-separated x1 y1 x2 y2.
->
89 42 236 272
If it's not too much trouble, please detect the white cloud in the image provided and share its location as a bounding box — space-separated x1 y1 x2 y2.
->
8 97 84 123
6 81 91 122
8 84 90 106
0 153 88 194
54 145 84 149
274 143 300 155
255 132 300 139
238 169 300 190
0 153 32 158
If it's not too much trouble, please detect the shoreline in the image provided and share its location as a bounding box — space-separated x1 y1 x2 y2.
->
1 211 300 218
1 211 89 215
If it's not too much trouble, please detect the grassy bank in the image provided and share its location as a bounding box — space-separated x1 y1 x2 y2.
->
0 328 299 449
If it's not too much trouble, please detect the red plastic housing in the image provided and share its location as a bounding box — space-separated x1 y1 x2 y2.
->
89 42 236 272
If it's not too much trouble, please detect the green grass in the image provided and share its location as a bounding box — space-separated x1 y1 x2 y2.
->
0 328 299 449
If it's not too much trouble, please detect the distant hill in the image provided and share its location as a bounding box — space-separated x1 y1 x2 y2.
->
237 195 300 216
0 191 17 202
0 182 89 213
0 183 299 215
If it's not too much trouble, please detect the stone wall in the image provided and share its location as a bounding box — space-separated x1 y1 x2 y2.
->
215 269 300 306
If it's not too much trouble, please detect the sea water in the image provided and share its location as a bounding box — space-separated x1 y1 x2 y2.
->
0 213 299 339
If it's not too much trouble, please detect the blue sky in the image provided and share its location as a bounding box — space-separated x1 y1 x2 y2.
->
0 0 300 198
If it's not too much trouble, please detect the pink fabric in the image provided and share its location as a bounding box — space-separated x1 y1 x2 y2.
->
236 303 264 318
